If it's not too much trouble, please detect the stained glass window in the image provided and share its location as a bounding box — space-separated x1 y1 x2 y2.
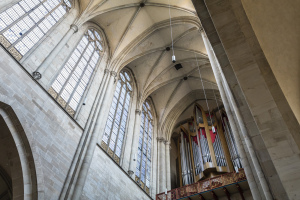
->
0 0 71 60
49 29 103 116
136 101 153 193
101 70 133 164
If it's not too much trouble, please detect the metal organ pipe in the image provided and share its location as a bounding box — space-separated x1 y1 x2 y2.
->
180 132 194 185
216 131 226 166
223 118 242 169
185 138 193 184
180 132 187 185
196 132 204 172
178 110 244 186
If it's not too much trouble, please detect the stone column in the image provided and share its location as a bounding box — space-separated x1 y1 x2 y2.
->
71 71 117 200
219 65 273 200
32 24 79 79
158 137 166 193
200 30 262 200
151 128 158 198
156 137 161 193
128 108 142 178
121 92 137 172
59 69 111 200
165 141 171 190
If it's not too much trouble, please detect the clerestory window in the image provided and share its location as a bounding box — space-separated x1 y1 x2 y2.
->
49 28 103 116
0 0 71 61
101 70 133 164
135 101 153 194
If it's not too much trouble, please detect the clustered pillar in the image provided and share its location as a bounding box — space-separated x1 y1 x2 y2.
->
165 141 171 190
71 70 117 200
128 108 142 178
32 24 79 79
200 28 273 200
156 137 172 194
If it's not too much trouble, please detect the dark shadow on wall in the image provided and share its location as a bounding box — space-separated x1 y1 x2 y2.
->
0 102 38 200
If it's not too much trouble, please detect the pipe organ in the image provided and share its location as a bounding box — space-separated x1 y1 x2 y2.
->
177 104 242 186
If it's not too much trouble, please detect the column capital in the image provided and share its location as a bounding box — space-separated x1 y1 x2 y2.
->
70 24 79 33
135 109 141 115
110 71 117 77
128 91 133 97
128 170 134 176
157 137 166 142
164 141 172 149
104 69 110 74
199 26 204 33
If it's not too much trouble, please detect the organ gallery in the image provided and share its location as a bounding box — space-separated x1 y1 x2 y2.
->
177 104 242 186
0 0 298 200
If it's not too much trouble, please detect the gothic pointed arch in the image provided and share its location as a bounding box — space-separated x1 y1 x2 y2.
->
48 25 106 116
0 102 39 199
0 0 72 61
100 68 135 164
135 98 155 194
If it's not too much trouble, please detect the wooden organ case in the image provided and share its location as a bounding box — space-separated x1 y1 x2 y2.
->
177 104 242 186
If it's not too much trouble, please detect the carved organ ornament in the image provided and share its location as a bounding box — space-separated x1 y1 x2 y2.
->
177 104 242 186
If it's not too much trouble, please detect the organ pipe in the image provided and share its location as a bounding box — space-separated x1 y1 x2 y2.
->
177 104 242 186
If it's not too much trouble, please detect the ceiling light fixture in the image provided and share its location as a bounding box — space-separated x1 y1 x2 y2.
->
194 50 215 133
174 63 183 70
168 0 176 63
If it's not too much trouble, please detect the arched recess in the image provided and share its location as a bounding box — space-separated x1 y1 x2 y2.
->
0 102 38 200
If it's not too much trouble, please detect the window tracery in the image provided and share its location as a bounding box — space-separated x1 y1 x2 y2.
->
49 28 103 116
135 101 153 194
0 0 71 60
101 70 133 164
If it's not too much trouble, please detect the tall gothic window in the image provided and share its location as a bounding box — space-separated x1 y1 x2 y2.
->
49 29 103 116
101 70 133 164
135 101 153 194
0 0 71 60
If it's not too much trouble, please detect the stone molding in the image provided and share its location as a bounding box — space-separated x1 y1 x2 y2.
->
110 71 117 77
128 170 134 176
156 137 166 142
70 24 78 33
104 69 110 74
135 109 141 115
199 26 204 33
164 141 172 149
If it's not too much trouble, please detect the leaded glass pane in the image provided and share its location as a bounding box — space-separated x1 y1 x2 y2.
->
135 101 153 191
50 29 102 114
0 0 71 57
101 70 133 162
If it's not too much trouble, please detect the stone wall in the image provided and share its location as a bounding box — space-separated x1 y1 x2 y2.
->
0 46 153 199
219 189 253 200
0 46 83 199
241 0 300 123
81 147 152 200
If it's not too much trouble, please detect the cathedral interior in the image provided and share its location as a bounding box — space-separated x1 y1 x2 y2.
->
0 0 299 200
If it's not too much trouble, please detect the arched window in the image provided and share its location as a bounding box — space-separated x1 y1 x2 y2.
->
135 101 153 194
0 0 72 60
49 29 103 116
101 70 133 164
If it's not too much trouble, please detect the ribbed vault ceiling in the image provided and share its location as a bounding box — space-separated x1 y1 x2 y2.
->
77 0 219 137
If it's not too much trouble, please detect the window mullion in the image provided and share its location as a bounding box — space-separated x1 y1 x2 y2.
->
8 1 63 47
57 39 90 100
144 118 151 188
139 111 147 184
66 49 96 108
106 82 123 151
137 114 145 179
113 87 128 155
0 0 48 34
